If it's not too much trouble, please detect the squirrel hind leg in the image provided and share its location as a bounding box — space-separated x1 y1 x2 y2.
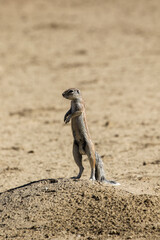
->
71 167 84 180
72 141 84 180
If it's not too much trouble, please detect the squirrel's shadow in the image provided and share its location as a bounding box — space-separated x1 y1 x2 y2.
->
0 178 58 194
0 178 82 195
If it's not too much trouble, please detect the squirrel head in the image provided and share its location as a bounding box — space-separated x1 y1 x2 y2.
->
62 88 81 100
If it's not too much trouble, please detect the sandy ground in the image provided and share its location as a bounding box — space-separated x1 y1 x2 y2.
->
0 0 160 239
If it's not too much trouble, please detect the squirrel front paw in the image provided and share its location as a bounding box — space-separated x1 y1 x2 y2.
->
65 116 71 124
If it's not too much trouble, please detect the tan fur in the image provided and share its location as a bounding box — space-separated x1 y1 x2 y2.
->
62 88 120 185
62 88 95 180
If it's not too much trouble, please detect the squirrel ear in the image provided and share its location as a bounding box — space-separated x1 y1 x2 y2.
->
77 89 80 94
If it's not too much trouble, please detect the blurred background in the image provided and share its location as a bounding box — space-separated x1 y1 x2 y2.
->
0 0 160 194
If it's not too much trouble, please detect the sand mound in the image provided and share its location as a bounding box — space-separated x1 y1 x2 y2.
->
0 179 159 240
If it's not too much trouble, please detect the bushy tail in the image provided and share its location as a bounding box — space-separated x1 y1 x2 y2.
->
95 152 120 186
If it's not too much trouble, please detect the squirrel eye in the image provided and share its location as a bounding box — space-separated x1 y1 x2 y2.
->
68 90 73 94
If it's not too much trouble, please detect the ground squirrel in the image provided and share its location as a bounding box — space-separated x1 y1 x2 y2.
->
62 88 120 185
